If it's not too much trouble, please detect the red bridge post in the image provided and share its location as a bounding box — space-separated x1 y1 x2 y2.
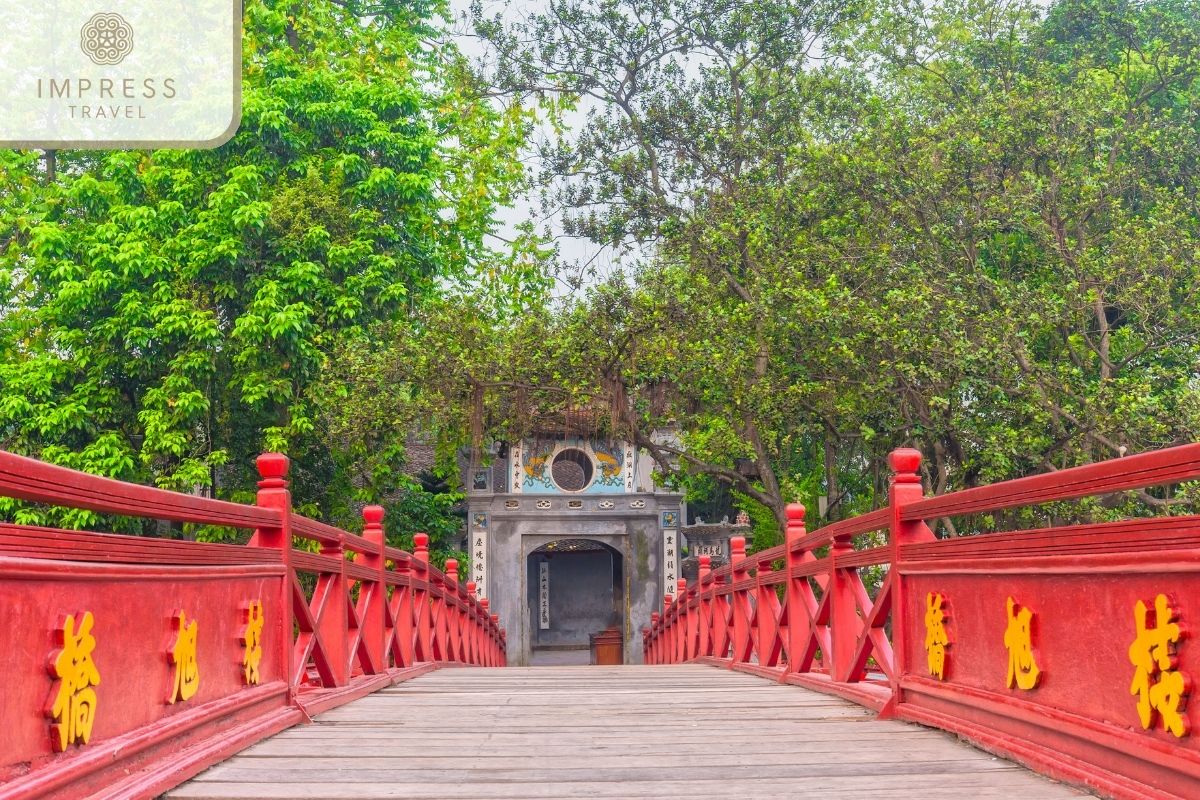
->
887 448 931 704
359 505 387 674
466 581 478 665
253 452 295 698
730 536 752 663
480 598 492 666
783 504 816 675
830 526 857 683
412 533 432 661
698 555 712 658
393 551 415 668
676 578 688 663
444 559 459 662
320 532 350 686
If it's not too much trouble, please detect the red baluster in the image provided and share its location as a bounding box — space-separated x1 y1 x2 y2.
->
698 555 712 658
784 504 818 676
253 453 295 698
677 578 689 663
444 558 460 662
755 556 783 668
466 581 478 665
392 553 415 668
730 536 752 664
830 527 858 683
357 505 387 674
412 533 432 662
650 611 661 664
319 532 350 686
710 568 730 662
480 598 492 666
662 594 675 662
888 448 931 706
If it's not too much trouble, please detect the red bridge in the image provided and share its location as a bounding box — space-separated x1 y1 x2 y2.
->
3 445 1200 799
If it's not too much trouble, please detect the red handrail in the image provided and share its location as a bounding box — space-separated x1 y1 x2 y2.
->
0 449 505 800
644 445 1200 800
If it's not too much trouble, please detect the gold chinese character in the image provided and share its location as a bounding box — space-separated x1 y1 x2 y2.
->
168 610 200 703
1128 594 1189 737
47 611 101 751
240 601 264 686
924 592 949 680
1004 597 1041 690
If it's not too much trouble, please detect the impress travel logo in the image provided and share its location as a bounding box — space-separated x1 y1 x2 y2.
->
80 13 134 66
0 1 241 148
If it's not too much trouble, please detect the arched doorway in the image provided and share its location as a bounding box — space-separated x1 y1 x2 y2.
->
527 539 624 665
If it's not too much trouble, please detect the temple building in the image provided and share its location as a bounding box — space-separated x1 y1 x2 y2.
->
465 436 683 665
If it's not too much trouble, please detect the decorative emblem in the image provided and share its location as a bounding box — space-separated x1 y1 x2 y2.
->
472 512 488 529
661 511 678 528
504 499 519 509
598 499 615 510
535 499 552 510
167 610 200 703
630 500 646 509
924 592 949 680
1004 597 1041 690
1129 594 1189 737
80 13 133 65
46 611 101 751
240 601 264 686
567 499 583 509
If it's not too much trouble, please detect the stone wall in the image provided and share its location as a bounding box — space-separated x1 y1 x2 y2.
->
470 492 682 666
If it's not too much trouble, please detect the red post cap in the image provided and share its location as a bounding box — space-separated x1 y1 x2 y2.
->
362 505 384 525
785 503 806 523
255 453 290 488
889 448 923 481
731 536 746 559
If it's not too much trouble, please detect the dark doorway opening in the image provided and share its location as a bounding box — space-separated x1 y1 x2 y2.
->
528 539 624 664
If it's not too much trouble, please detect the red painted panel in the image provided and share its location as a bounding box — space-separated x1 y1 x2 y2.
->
900 568 1200 745
0 558 285 780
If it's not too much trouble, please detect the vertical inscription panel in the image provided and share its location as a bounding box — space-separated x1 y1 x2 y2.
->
470 515 488 599
538 561 550 630
663 528 678 594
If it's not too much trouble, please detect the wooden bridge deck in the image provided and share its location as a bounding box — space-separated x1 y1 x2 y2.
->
168 665 1090 800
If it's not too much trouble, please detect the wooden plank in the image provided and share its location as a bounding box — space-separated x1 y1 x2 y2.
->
169 665 1089 799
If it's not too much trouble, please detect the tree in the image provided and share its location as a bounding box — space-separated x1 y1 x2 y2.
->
0 0 540 530
460 0 1200 537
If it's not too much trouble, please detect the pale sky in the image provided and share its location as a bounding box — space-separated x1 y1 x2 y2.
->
448 0 645 296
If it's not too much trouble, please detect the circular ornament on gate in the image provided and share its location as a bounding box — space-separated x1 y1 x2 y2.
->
550 448 595 492
80 13 134 65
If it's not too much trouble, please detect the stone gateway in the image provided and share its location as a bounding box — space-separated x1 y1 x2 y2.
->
466 437 682 665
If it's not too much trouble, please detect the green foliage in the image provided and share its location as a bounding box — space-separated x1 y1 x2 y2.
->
458 0 1200 535
383 476 466 566
0 0 543 532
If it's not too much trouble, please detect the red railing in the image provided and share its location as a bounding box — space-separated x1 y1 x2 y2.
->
0 449 505 800
645 445 1200 800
